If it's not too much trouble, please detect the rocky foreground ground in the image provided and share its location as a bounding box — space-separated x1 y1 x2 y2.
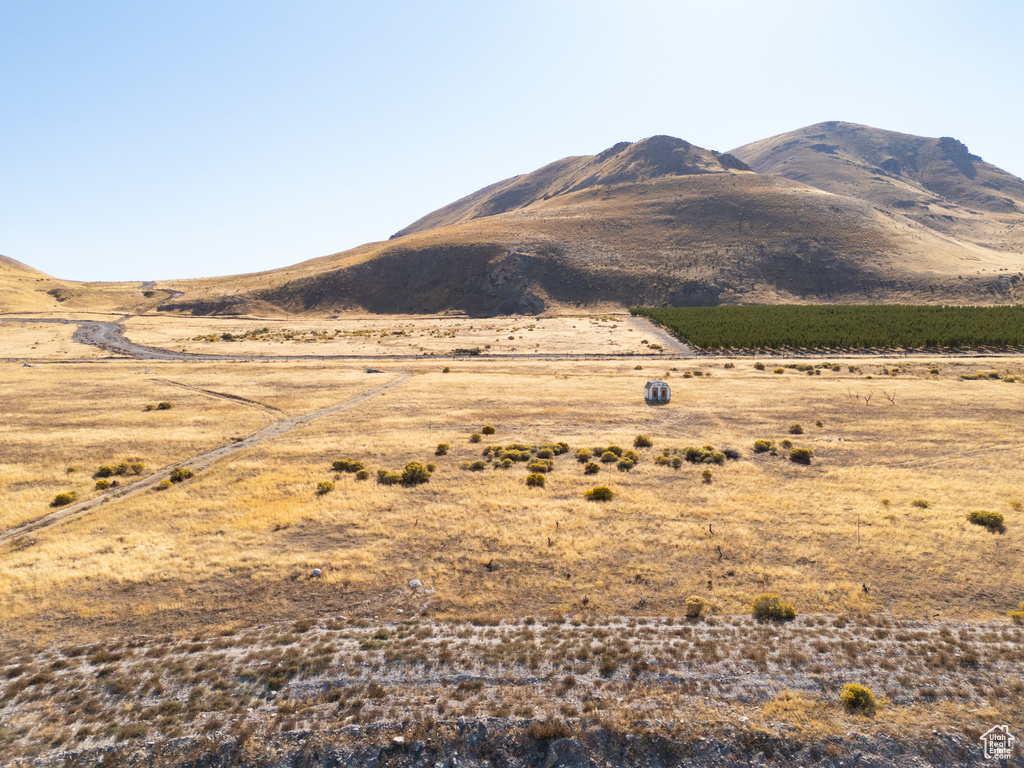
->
2 612 1022 766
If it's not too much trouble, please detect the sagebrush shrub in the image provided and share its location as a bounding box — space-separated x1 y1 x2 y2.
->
789 423 803 435
754 362 765 370
157 402 174 410
156 479 172 491
401 462 431 485
1010 603 1024 625
701 469 712 484
468 460 486 472
654 455 672 466
536 448 554 460
482 425 496 435
584 462 600 475
773 368 784 374
435 443 449 456
169 467 193 483
526 473 545 488
634 434 652 448
576 449 592 463
671 456 683 469
600 451 618 463
722 448 740 460
331 459 364 473
752 593 796 621
94 465 114 479
684 596 706 619
584 486 613 501
425 463 436 473
617 459 634 472
622 449 639 463
527 459 554 474
469 433 482 443
840 683 876 713
378 471 401 485
788 448 813 465
780 439 793 449
355 469 370 480
966 510 1004 531
95 479 111 490
50 492 78 507
911 499 929 509
498 458 513 469
316 481 334 495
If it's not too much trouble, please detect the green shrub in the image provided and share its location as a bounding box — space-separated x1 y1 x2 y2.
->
753 440 772 454
911 499 929 509
527 459 554 473
789 423 803 435
498 458 513 469
50 492 78 507
584 462 600 475
331 459 365 473
606 445 624 457
722 448 741 460
684 596 706 619
1011 603 1024 625
840 683 876 713
555 442 571 455
401 462 432 485
482 425 496 435
435 443 449 456
584 486 614 501
169 467 193 483
752 594 796 621
425 463 436 473
773 368 784 374
442 366 450 373
355 469 370 481
470 433 482 443
671 456 683 469
815 419 823 428
654 455 672 466
622 449 639 463
684 446 725 464
576 449 592 463
94 465 114 478
754 362 765 370
144 403 156 411
723 362 735 369
966 510 1004 531
468 460 486 472
95 479 111 490
316 481 334 495
634 434 652 448
378 471 402 485
617 458 634 472
780 439 793 449
701 469 712 484
788 448 813 465
156 480 172 491
157 401 174 410
536 448 554 460
129 462 144 475
526 473 545 488
600 451 618 463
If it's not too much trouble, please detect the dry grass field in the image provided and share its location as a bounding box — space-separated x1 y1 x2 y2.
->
120 313 682 358
2 314 1024 763
2 317 1022 645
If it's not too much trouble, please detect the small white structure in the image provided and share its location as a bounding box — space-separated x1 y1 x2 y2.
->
644 379 671 404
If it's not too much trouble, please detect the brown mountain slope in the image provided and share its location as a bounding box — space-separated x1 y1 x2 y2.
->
393 135 750 238
731 121 1024 256
0 254 67 313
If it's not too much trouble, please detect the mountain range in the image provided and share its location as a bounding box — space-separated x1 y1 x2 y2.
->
3 121 1023 316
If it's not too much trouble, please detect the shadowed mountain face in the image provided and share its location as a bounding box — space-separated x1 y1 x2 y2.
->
5 124 1024 316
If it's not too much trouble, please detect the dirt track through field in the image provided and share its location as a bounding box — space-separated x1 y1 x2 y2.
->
0 370 412 545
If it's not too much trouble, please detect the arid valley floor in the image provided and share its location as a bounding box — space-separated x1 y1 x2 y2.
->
1 311 1022 766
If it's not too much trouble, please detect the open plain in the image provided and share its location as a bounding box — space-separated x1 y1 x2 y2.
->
1 311 1022 765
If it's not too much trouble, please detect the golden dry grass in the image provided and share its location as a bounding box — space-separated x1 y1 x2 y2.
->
121 313 678 357
2 322 1023 645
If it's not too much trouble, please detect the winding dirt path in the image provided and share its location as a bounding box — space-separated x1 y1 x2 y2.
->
0 371 412 545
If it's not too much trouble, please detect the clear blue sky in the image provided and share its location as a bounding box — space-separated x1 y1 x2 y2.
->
2 0 1022 282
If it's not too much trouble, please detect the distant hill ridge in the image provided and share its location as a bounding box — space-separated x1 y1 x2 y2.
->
4 122 1024 316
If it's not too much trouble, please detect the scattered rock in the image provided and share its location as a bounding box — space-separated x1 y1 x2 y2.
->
409 579 423 589
311 568 322 578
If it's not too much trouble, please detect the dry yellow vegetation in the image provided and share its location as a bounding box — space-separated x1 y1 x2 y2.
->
2 315 1022 649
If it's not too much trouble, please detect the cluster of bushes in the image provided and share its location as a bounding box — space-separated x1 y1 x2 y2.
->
378 462 434 486
94 461 145 479
331 458 365 473
966 510 1005 532
753 439 813 464
960 370 1002 380
169 467 193 483
144 402 174 411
